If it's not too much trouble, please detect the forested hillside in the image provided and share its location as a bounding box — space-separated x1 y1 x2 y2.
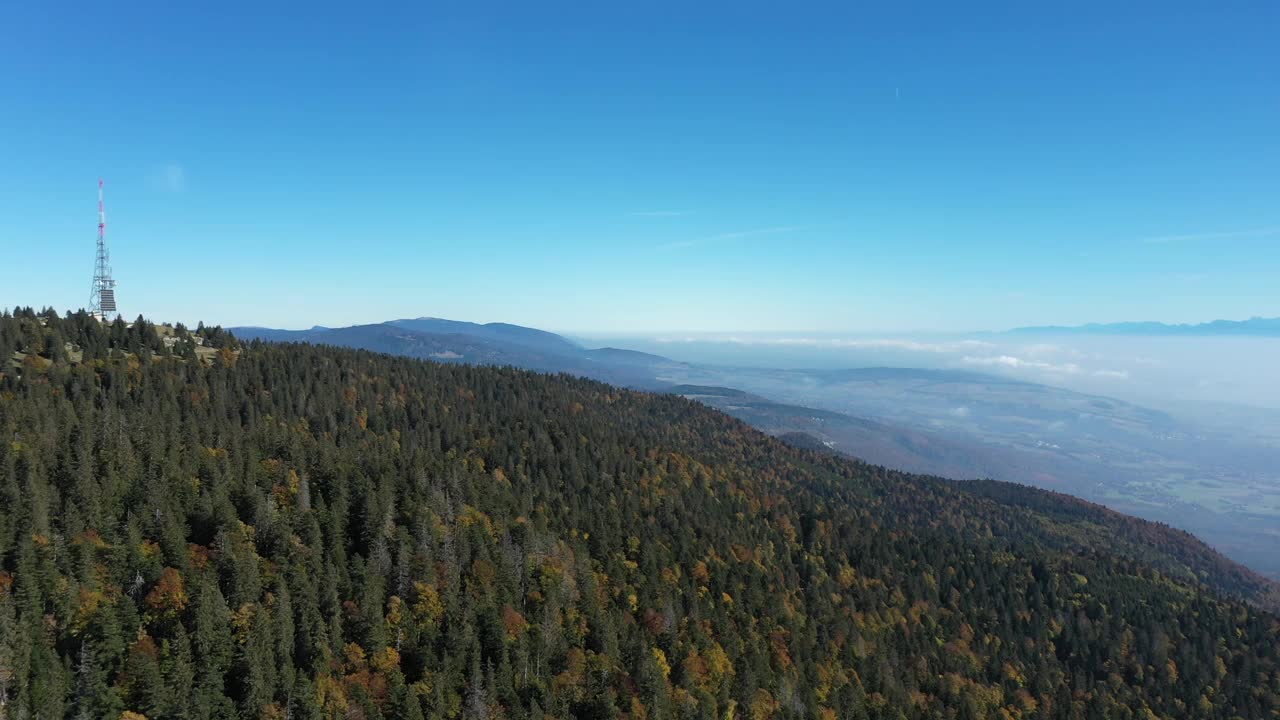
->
1 308 1278 719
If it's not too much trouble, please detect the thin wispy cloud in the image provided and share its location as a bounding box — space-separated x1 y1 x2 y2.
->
1141 227 1280 244
630 210 690 217
659 226 800 251
1022 343 1088 359
1093 369 1130 380
962 354 1083 375
962 354 1131 380
148 163 187 193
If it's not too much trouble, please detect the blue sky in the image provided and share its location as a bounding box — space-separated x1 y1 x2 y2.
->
1 1 1277 332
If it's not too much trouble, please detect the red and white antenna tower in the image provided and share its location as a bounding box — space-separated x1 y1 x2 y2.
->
89 178 118 320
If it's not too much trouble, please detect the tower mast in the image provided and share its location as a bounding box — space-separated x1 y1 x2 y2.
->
89 178 118 320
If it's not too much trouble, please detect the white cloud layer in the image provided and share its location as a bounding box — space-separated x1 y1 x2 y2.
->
962 354 1083 374
649 334 1136 385
655 336 995 353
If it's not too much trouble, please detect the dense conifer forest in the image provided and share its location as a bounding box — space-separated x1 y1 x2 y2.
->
1 308 1278 719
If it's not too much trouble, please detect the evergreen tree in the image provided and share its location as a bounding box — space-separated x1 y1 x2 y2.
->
0 313 1276 719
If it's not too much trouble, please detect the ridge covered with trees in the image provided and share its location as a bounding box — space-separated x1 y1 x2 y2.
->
1 309 1277 719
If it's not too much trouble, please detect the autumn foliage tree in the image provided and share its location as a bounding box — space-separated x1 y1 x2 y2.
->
0 308 1277 719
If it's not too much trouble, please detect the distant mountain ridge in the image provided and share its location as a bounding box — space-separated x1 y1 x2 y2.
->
230 318 681 388
387 317 582 355
1011 316 1280 336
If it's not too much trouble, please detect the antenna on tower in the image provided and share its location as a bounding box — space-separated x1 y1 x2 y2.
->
89 178 119 321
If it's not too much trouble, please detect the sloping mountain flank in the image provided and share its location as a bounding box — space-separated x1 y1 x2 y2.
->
3 309 1276 719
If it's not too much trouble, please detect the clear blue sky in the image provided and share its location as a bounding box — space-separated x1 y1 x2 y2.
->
2 1 1276 332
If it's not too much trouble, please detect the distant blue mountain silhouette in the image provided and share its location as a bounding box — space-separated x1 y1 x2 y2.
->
1011 316 1280 336
229 318 680 388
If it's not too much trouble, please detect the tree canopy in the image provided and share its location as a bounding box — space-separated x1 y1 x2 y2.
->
1 308 1277 719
